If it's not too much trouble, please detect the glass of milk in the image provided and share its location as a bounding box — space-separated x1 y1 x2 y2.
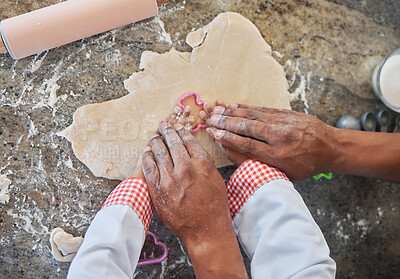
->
372 48 400 112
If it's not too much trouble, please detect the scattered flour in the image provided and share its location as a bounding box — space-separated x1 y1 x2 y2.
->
47 84 61 108
273 50 284 59
331 211 373 243
7 206 49 237
32 60 67 111
316 208 326 216
29 52 48 73
28 119 39 139
377 207 384 218
154 16 172 45
176 238 192 266
106 49 122 65
285 60 311 113
85 49 92 60
158 2 186 17
335 220 350 242
10 59 18 80
356 219 369 238
64 157 75 170
0 174 11 204
32 57 70 113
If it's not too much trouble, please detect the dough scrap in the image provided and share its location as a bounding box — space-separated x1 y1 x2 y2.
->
49 228 83 262
59 12 291 180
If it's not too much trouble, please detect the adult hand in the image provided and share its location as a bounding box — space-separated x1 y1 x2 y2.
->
142 120 248 279
131 159 145 181
206 104 336 180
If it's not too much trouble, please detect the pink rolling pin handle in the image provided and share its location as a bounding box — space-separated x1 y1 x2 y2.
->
0 0 165 60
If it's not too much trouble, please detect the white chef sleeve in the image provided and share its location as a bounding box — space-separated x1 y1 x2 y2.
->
67 177 153 279
227 159 336 279
67 206 146 279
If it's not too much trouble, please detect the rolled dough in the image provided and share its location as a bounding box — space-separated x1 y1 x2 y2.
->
49 228 83 262
59 12 291 180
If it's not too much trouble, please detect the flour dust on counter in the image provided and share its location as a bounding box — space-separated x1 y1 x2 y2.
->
0 173 12 204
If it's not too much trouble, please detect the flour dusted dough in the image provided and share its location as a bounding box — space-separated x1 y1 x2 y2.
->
50 228 83 262
59 12 291 180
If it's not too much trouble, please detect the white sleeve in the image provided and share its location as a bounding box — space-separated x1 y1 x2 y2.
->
67 205 145 279
232 179 336 279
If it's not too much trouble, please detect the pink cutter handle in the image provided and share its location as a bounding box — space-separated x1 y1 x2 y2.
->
137 231 168 266
177 92 208 133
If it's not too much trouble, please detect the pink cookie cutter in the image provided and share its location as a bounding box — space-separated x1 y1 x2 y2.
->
177 92 208 133
137 231 168 266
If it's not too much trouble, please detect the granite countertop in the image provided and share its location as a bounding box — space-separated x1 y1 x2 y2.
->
0 0 399 278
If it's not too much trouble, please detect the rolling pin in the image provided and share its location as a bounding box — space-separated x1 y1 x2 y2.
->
0 0 169 59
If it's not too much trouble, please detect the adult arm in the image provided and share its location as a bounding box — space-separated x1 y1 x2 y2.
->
207 104 400 182
226 158 336 278
142 120 248 279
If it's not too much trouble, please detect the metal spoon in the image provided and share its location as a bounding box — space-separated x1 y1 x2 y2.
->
360 112 377 131
376 110 391 132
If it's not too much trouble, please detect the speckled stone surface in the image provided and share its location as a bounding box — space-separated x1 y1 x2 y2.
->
0 0 399 278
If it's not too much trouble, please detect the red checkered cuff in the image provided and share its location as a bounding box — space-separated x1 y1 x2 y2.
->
227 158 289 219
102 177 153 233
